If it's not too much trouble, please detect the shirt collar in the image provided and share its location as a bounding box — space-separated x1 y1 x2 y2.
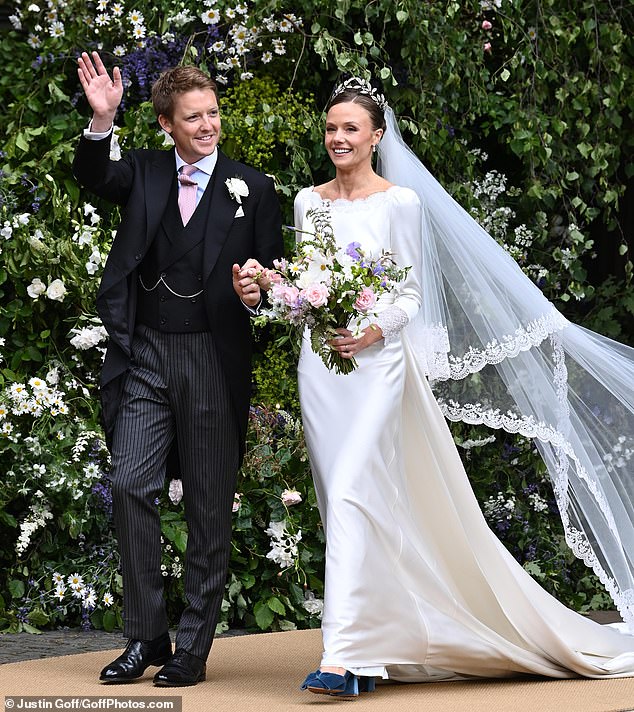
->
175 149 218 176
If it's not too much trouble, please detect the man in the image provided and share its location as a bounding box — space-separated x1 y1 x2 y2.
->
73 52 282 687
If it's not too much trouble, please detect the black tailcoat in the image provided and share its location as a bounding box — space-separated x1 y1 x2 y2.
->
73 135 283 457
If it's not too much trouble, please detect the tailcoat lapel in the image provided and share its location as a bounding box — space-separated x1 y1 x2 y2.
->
145 149 177 250
202 151 239 283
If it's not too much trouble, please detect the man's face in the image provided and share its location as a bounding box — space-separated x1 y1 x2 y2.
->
158 88 221 164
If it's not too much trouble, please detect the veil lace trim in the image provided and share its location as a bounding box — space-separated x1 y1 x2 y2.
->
431 309 568 382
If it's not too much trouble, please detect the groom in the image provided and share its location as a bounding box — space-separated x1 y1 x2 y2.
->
73 52 282 686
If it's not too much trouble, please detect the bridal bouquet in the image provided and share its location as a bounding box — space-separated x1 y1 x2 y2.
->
259 206 410 374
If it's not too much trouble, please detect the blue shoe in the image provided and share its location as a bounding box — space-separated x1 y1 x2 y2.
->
301 669 376 699
300 670 321 689
302 669 358 698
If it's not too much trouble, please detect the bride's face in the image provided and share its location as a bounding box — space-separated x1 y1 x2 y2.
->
324 101 382 170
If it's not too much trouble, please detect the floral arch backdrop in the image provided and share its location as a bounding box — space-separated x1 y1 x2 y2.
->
0 0 632 633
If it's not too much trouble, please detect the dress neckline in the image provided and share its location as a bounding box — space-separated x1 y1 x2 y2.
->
309 185 399 205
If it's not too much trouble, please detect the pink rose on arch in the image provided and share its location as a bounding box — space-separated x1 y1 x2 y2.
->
354 286 377 312
301 283 330 308
484 41 492 53
281 489 303 506
272 283 300 307
482 20 492 30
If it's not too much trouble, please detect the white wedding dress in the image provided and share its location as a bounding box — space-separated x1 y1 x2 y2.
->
295 185 634 682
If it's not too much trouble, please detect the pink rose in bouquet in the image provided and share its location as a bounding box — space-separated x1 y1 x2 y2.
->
354 286 377 312
271 283 300 308
302 283 330 308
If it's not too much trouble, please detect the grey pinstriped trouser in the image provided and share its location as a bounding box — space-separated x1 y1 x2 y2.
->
109 325 239 659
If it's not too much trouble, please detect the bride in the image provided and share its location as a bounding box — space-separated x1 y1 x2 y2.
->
255 77 634 699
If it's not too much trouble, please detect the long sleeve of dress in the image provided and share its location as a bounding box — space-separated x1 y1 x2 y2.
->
375 188 423 343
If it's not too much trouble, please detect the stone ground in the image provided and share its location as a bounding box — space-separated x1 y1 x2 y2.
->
0 628 251 665
0 611 622 665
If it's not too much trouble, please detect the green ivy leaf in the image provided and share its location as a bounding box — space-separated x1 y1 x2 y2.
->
28 608 50 626
8 580 25 599
254 601 275 629
267 596 286 615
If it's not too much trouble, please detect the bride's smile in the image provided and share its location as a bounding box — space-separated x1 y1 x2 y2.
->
324 102 381 170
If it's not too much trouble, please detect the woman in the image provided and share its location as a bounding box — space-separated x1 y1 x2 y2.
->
258 78 634 699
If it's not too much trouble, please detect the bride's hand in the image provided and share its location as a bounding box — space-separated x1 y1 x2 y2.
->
239 258 276 291
330 325 384 359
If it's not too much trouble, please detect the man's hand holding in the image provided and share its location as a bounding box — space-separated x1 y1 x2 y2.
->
77 51 123 132
232 262 262 309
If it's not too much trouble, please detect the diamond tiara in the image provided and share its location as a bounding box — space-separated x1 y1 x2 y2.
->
329 77 388 111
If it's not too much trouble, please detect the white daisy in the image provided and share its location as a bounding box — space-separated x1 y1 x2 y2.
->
48 20 65 37
67 573 84 589
201 8 220 24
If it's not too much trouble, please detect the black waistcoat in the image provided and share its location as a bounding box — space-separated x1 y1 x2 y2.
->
137 171 216 332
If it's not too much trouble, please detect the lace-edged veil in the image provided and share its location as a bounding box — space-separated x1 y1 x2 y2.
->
377 106 634 630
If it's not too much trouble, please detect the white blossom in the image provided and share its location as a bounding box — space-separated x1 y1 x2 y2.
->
46 278 67 302
27 277 47 299
265 519 301 569
528 492 549 513
281 488 302 506
48 20 65 37
69 324 108 350
16 503 53 554
458 435 496 450
201 8 220 24
302 590 324 618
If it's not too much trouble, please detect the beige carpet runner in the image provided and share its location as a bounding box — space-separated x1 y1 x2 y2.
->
1 628 633 711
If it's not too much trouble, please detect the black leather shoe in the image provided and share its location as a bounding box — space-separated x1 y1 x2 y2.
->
153 649 206 687
99 633 172 683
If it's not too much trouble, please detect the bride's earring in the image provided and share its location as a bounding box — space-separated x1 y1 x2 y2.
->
372 144 377 153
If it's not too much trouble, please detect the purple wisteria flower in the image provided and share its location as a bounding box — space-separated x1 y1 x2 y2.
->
92 479 113 518
119 28 219 109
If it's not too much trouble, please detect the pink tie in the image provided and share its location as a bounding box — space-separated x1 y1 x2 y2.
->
178 164 198 225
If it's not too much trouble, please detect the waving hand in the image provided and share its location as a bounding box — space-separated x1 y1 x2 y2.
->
77 51 123 132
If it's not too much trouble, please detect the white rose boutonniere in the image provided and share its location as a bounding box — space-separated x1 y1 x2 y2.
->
226 177 249 204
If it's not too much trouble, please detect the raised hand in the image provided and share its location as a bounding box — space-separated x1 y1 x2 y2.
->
77 51 123 132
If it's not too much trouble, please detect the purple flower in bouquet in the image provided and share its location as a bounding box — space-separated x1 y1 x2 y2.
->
345 242 362 260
